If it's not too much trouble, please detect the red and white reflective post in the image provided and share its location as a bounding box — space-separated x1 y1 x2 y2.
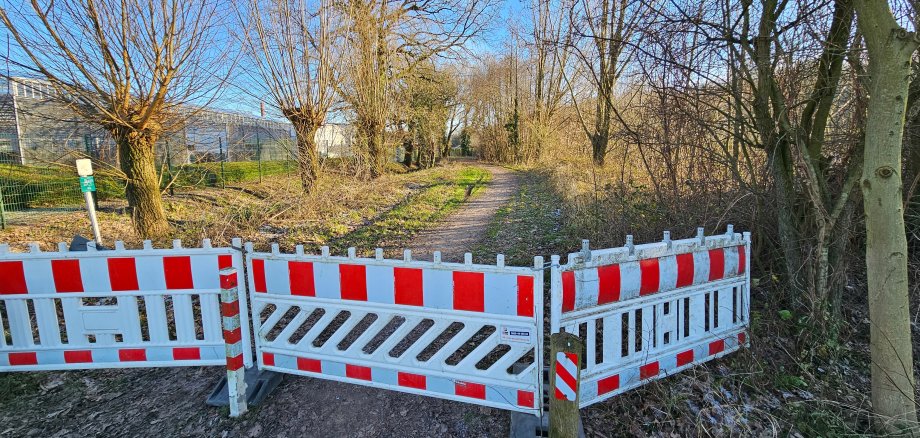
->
549 332 583 438
219 267 248 417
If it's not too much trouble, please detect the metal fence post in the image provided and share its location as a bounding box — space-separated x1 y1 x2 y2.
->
256 132 262 183
549 332 583 438
0 182 6 230
219 267 248 417
218 136 226 188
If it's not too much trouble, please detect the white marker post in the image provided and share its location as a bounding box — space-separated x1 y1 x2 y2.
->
75 159 102 244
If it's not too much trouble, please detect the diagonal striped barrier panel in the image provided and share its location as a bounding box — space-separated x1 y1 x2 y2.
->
246 244 544 415
550 227 751 408
0 239 252 371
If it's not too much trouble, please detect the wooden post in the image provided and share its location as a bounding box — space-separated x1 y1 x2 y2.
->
549 331 583 438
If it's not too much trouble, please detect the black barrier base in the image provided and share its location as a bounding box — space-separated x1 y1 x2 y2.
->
207 367 283 408
509 366 585 438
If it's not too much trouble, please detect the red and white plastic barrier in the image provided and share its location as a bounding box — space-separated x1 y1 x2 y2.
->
550 227 751 408
246 244 544 414
0 239 252 371
219 267 248 417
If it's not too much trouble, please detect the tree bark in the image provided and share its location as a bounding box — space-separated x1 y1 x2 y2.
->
294 128 319 193
113 128 169 238
854 1 919 431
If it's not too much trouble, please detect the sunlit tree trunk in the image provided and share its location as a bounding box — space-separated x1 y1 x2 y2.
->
854 0 919 431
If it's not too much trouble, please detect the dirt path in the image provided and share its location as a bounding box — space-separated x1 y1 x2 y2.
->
410 163 519 262
0 162 523 438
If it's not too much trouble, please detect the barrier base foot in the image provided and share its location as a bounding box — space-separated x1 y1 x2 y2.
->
509 411 585 438
207 367 283 407
509 365 584 438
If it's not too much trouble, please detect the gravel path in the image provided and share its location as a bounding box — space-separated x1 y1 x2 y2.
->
0 162 524 438
410 163 519 262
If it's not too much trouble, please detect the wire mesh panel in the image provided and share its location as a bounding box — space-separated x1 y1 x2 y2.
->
550 227 751 408
0 239 252 371
246 244 544 415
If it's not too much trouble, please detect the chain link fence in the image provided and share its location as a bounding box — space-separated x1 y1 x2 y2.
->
0 128 297 229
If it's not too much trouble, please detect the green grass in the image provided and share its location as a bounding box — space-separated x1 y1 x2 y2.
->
0 164 123 211
330 166 491 253
0 160 296 211
167 160 295 188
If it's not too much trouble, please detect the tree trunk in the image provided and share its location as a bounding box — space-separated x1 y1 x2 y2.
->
402 138 414 167
591 132 607 166
114 128 169 238
294 127 319 193
854 2 919 431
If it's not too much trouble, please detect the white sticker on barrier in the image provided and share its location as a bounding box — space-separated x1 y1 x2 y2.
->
246 244 544 415
550 228 751 408
0 239 252 371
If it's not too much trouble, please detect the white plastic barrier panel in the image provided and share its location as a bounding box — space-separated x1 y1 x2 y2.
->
246 244 544 414
0 239 252 371
550 227 751 408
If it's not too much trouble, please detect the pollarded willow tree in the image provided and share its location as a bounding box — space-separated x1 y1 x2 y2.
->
0 0 231 238
336 0 493 178
241 0 339 193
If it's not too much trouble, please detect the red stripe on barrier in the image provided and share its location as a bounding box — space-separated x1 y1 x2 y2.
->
738 332 746 345
708 339 725 356
452 271 484 312
8 352 37 366
0 261 28 294
394 267 423 306
708 249 725 281
339 264 368 301
221 301 240 317
639 258 660 295
297 357 322 373
555 355 577 390
346 364 372 381
252 259 267 293
119 349 146 362
108 258 139 291
52 259 83 293
517 390 534 408
219 271 237 289
289 261 316 297
562 271 575 312
598 374 619 395
554 387 565 400
737 246 746 275
163 256 194 289
223 327 242 344
226 354 244 371
64 350 93 364
516 275 534 317
639 361 659 379
675 253 694 287
262 352 275 366
455 381 486 399
397 372 426 390
597 264 621 304
676 349 694 367
173 347 200 360
218 255 232 269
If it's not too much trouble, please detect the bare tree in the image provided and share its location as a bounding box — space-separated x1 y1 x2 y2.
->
562 0 649 166
336 0 493 178
240 0 339 192
0 0 230 238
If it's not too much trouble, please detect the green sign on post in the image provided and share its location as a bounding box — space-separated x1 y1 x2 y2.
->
79 175 96 193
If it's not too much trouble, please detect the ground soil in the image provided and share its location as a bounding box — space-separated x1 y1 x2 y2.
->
0 162 522 438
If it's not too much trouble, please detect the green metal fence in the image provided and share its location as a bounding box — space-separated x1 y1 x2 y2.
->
0 133 298 229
